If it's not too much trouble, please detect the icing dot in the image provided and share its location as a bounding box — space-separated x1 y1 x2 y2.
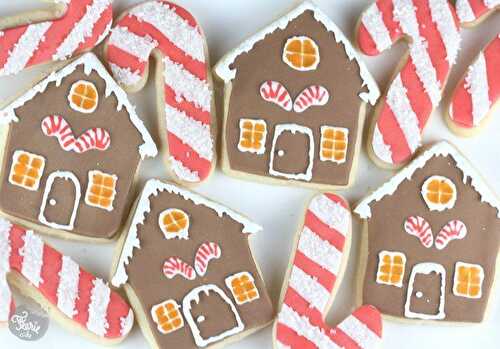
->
277 150 285 157
49 199 57 206
416 291 423 299
197 316 205 323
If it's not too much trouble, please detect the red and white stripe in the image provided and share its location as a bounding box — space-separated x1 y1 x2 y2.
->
0 219 133 339
456 0 499 24
435 220 468 250
41 115 111 153
194 242 221 277
449 34 499 130
293 85 330 113
163 257 196 280
358 0 461 167
0 0 113 76
104 1 215 184
404 216 433 248
275 193 383 349
260 81 293 111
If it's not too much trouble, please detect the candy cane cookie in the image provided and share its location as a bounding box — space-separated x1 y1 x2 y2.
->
0 218 134 344
103 1 216 186
357 0 461 168
447 2 499 137
0 0 113 77
274 193 383 349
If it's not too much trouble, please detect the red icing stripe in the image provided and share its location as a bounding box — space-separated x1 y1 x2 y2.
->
118 16 206 80
354 305 384 337
376 106 412 164
450 74 475 127
165 85 211 125
72 270 94 326
283 287 324 324
358 23 380 55
293 251 336 291
37 245 62 305
276 323 317 349
484 37 500 105
469 0 490 19
0 27 28 68
401 59 433 130
8 225 26 271
77 5 113 52
167 132 212 180
27 0 94 65
324 193 349 210
304 211 346 252
106 45 147 76
104 292 130 339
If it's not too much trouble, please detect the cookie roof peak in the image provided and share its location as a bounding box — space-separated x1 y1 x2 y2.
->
355 141 500 219
112 179 262 287
0 52 158 159
214 1 380 105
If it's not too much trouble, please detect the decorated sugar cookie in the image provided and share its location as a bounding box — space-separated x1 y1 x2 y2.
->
0 218 134 343
111 179 274 349
447 1 499 137
0 53 157 241
274 193 383 348
355 142 500 323
214 1 379 190
357 0 462 168
103 1 216 186
0 0 113 76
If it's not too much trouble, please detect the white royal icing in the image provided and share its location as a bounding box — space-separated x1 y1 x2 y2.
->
465 53 491 126
112 179 262 287
20 231 44 287
86 278 111 337
169 157 201 183
57 256 81 318
0 53 158 159
361 3 393 52
214 1 380 105
355 141 500 219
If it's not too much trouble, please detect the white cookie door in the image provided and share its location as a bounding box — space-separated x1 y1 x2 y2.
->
182 284 244 347
269 124 314 181
405 263 446 320
38 171 81 231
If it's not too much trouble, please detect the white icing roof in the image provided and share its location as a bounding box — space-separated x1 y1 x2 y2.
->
112 179 262 287
0 53 158 159
214 1 380 105
355 141 500 219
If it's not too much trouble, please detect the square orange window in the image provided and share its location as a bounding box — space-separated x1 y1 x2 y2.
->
320 126 349 164
85 170 117 211
238 119 267 155
376 251 406 288
225 271 260 305
151 299 184 335
453 262 484 299
8 150 46 191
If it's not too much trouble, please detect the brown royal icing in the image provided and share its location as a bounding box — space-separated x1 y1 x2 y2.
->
361 154 500 322
224 10 372 186
0 54 156 239
112 180 274 349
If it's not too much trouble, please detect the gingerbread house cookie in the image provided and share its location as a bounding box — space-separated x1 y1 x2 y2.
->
214 1 379 190
111 179 274 349
355 142 500 323
0 53 157 241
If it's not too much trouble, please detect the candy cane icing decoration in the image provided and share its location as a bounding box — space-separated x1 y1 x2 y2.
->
358 0 461 167
274 193 383 349
163 257 196 280
435 220 468 250
404 216 433 248
0 0 113 77
260 81 293 111
456 0 499 25
293 85 330 113
0 219 133 340
104 1 215 185
448 1 499 135
41 115 111 153
194 242 221 276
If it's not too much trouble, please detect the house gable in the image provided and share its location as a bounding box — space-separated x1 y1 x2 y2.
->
354 142 500 323
112 179 273 348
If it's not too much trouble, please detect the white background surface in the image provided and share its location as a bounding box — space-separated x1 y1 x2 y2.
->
0 0 499 348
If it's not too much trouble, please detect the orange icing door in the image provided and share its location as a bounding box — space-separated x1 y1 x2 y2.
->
38 171 81 231
405 263 446 320
269 124 314 181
